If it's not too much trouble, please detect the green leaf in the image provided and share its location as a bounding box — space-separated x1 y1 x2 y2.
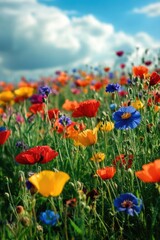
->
69 219 82 235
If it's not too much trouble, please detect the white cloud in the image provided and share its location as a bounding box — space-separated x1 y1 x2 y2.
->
133 2 160 17
0 0 160 81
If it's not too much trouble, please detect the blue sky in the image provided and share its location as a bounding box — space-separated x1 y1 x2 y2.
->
39 0 160 39
0 0 160 81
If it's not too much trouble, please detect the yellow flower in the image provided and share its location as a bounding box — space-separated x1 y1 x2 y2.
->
14 87 34 98
28 170 70 197
96 121 114 131
131 99 144 110
90 152 105 162
0 91 14 105
74 127 98 147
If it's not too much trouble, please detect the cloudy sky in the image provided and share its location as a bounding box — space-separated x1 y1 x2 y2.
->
0 0 160 82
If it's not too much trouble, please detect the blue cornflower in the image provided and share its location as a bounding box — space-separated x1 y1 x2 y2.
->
108 72 114 79
110 103 117 111
106 83 121 93
59 115 72 126
39 86 51 96
72 68 77 73
114 193 143 216
112 106 141 130
16 141 28 150
40 210 59 226
0 126 6 132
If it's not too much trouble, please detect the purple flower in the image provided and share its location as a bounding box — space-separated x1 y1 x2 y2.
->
16 141 28 150
40 210 59 226
59 115 72 126
106 83 121 93
39 86 51 96
26 180 33 190
0 126 6 132
114 193 142 216
30 94 44 104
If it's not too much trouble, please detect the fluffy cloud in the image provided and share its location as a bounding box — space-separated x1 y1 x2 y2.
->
133 2 160 17
0 0 160 81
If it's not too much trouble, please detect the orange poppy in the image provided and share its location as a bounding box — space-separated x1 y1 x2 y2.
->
62 99 79 111
0 108 4 115
75 79 90 87
65 122 85 139
72 99 100 118
132 66 148 79
135 159 160 182
3 83 14 91
96 166 116 180
57 72 69 86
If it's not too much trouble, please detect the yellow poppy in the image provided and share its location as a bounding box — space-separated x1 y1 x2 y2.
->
14 87 34 98
131 99 144 110
0 91 14 105
96 121 114 131
90 152 105 162
74 127 98 147
28 170 70 197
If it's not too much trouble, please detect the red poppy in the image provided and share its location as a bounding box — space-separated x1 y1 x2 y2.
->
104 67 110 72
72 99 100 118
112 154 133 169
149 72 160 86
90 82 103 91
29 103 45 114
144 61 152 66
48 108 60 120
147 92 160 106
96 166 116 180
14 96 27 103
155 92 160 104
120 64 125 69
118 90 128 97
0 130 11 145
119 76 128 85
116 51 124 57
15 146 58 164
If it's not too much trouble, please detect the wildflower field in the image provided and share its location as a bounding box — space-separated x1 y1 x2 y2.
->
0 52 160 240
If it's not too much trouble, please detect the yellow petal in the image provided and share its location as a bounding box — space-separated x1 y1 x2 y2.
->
28 170 70 197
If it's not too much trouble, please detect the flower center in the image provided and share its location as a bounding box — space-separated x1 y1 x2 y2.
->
121 200 133 208
121 112 131 119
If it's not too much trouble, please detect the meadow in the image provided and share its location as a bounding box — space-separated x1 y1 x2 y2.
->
0 53 160 240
